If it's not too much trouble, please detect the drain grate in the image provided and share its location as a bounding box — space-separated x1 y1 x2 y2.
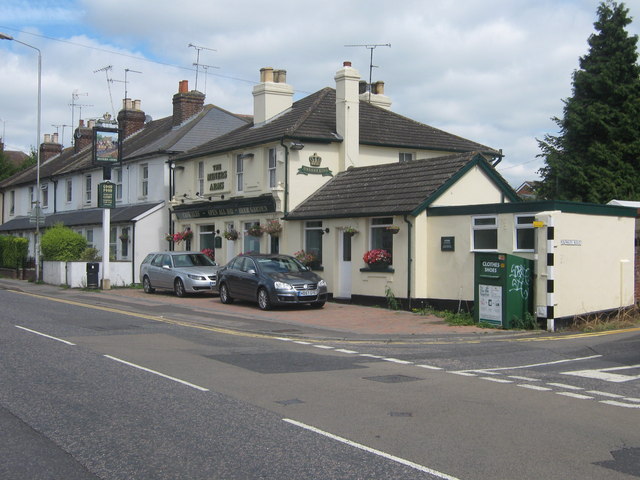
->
363 374 423 384
389 412 413 417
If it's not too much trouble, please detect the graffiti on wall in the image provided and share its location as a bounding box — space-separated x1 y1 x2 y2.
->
508 264 531 300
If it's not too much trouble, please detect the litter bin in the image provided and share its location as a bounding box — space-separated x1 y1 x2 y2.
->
86 262 100 288
474 253 533 328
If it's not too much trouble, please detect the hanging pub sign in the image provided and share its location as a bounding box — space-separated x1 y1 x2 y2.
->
98 181 116 209
93 126 122 165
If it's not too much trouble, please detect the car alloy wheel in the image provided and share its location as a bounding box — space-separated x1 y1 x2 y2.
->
143 276 155 293
257 288 272 311
174 278 186 297
220 283 234 304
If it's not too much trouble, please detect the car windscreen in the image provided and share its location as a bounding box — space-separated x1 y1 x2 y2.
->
172 254 216 268
256 257 306 274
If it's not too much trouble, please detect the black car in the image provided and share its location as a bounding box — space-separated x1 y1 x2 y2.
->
215 254 328 310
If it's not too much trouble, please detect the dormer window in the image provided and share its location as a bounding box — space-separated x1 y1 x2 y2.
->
399 152 414 162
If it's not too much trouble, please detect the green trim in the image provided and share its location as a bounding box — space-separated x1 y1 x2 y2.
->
427 200 638 218
410 154 519 216
284 210 409 221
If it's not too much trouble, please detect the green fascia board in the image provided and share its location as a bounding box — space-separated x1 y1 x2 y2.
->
427 200 639 218
410 154 520 216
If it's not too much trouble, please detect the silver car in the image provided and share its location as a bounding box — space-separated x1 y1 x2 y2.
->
140 251 220 297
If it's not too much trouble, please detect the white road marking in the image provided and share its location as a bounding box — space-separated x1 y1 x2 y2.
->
508 376 539 382
382 358 414 365
104 355 209 392
587 390 624 399
416 364 443 370
546 383 583 391
464 355 602 372
359 354 384 359
293 340 312 345
556 392 593 400
623 397 640 403
600 400 640 409
518 384 552 391
283 418 462 479
481 377 513 384
313 345 335 350
562 364 640 383
15 325 75 346
450 372 477 377
335 349 359 354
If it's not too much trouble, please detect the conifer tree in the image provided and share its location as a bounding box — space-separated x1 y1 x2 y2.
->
537 1 640 202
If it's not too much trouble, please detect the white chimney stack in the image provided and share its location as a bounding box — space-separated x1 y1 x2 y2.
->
335 61 360 171
252 67 294 124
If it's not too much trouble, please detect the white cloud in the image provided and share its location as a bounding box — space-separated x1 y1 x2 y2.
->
2 0 640 187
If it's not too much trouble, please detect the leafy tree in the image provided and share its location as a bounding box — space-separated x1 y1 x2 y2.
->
0 151 18 181
537 1 640 202
40 224 87 261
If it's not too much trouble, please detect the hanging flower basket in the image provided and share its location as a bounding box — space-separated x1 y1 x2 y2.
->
201 248 215 260
165 233 173 242
182 229 193 242
386 225 400 234
262 219 282 237
223 229 238 241
363 249 392 268
247 223 263 237
293 250 317 267
343 226 359 236
119 233 129 242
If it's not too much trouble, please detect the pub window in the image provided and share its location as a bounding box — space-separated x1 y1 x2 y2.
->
200 224 216 251
472 216 498 251
268 148 277 189
198 161 205 195
370 217 394 263
9 190 15 215
515 215 535 251
243 222 260 253
110 227 117 259
41 183 48 208
66 178 73 203
305 221 323 266
399 152 413 162
28 186 34 209
236 155 244 192
120 227 129 258
141 164 149 197
86 229 94 249
114 168 123 201
85 175 92 204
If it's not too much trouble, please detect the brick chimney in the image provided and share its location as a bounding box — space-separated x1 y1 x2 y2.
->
359 80 392 110
172 80 205 127
252 67 294 124
40 133 63 161
117 98 146 138
74 120 93 153
335 61 360 171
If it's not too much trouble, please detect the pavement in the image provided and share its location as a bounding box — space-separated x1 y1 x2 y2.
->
0 277 531 342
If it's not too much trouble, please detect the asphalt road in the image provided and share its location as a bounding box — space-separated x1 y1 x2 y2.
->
1 286 639 479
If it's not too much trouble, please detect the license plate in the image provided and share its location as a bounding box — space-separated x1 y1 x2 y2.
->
298 289 318 296
210 281 216 287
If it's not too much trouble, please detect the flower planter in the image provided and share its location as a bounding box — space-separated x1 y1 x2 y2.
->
366 263 391 271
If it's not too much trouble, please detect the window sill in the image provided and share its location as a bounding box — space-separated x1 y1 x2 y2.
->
360 266 394 273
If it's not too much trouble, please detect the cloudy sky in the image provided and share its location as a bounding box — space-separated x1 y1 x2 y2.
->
1 0 639 187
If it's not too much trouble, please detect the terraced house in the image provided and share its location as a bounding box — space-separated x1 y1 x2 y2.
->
0 81 248 283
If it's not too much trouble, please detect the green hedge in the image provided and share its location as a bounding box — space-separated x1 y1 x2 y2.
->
41 224 87 261
0 235 29 269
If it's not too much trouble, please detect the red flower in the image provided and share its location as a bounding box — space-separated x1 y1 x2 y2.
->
363 249 391 265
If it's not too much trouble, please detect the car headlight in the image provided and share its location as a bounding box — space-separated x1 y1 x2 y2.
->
274 281 295 290
318 279 327 288
187 274 206 280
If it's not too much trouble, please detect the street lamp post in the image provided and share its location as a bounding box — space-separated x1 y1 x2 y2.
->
1 33 42 282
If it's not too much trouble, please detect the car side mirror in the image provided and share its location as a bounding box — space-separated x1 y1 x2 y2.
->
247 269 257 275
162 265 171 270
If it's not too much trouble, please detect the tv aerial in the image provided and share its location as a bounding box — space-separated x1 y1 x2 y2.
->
189 43 217 92
344 43 391 102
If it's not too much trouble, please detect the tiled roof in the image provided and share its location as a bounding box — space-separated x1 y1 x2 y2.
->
0 105 249 188
285 152 516 220
0 201 163 232
174 88 499 161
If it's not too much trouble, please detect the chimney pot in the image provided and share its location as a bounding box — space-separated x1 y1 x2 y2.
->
53 133 59 143
44 134 51 143
178 80 189 93
343 61 352 67
133 99 141 110
260 67 274 83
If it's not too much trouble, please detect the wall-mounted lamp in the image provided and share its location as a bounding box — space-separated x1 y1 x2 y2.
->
170 164 185 171
321 227 330 235
289 142 305 151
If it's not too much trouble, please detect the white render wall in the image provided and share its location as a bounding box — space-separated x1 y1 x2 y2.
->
43 260 133 288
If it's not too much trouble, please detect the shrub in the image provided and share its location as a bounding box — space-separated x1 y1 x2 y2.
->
40 224 87 261
0 235 29 269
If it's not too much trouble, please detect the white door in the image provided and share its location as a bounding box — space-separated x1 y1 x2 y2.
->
337 232 352 298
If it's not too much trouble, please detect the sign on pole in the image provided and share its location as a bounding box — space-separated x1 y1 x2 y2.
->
98 181 116 209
